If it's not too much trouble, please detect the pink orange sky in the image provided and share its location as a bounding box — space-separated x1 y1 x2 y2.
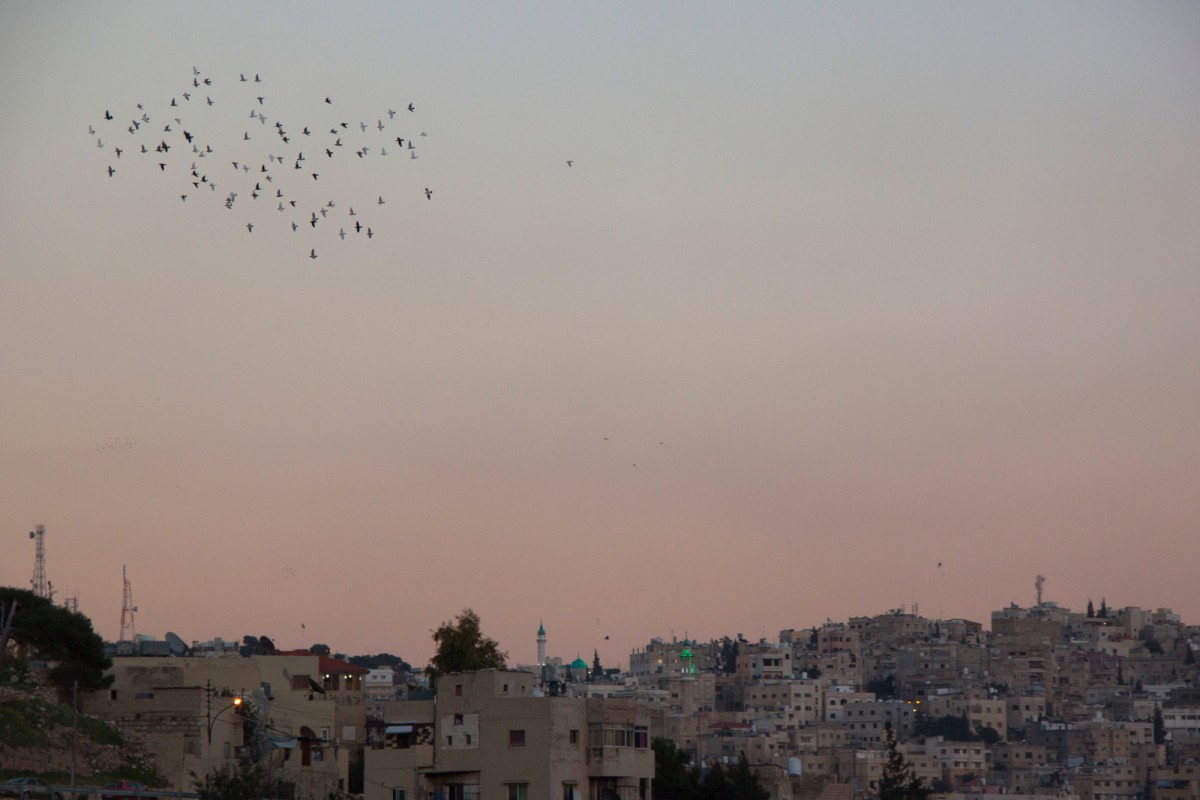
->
2 2 1198 670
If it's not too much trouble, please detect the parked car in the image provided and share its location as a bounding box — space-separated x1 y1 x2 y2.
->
100 782 149 800
0 778 62 800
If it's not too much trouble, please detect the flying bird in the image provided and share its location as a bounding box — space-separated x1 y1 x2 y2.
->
408 103 414 111
246 222 254 232
310 249 318 259
425 187 432 199
567 160 573 167
107 166 115 176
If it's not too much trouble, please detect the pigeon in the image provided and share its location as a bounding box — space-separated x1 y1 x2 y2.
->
338 228 347 240
378 195 385 205
425 187 432 199
107 166 115 176
408 103 415 111
310 249 317 259
104 110 112 120
567 160 573 167
246 222 254 232
367 228 374 239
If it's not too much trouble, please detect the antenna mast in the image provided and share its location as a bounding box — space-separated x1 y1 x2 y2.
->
1035 574 1045 606
119 565 138 641
29 524 50 599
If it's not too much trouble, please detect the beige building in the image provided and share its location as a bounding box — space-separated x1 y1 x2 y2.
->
83 651 366 797
364 669 653 800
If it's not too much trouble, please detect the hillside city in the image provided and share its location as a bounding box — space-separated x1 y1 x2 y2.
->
5 586 1198 800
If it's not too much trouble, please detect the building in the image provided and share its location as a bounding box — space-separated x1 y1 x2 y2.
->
365 669 654 800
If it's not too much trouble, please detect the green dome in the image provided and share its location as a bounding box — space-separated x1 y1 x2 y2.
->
570 657 588 669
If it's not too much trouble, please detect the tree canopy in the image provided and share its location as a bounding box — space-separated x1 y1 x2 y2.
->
0 586 112 695
652 739 770 800
427 608 506 683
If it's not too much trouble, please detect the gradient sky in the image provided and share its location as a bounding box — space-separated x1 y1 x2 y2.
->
2 1 1198 671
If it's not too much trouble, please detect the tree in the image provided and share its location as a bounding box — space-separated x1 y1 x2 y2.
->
427 608 506 684
914 713 974 742
726 752 771 800
868 675 898 700
1087 599 1095 618
1099 598 1109 619
0 586 112 696
1153 706 1166 746
874 722 932 800
592 649 603 682
309 643 332 656
975 726 1001 746
348 652 413 673
653 737 698 800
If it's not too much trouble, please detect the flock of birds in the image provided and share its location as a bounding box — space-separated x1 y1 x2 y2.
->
89 67 433 260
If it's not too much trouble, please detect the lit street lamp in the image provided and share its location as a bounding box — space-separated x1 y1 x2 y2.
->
204 679 243 784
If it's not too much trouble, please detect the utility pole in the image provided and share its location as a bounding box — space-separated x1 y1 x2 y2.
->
70 680 79 787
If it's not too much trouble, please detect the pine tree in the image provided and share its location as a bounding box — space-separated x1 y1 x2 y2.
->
1099 598 1109 619
592 649 603 682
874 722 932 800
1087 599 1095 618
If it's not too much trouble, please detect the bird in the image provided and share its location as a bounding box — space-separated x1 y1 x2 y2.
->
207 96 213 106
158 163 166 171
367 227 374 238
104 110 112 120
377 120 384 131
107 166 115 177
338 228 346 240
325 97 332 104
302 127 310 136
243 132 250 141
408 103 414 111
240 73 248 82
181 195 187 202
291 222 299 231
359 122 367 132
246 222 254 232
567 160 573 167
425 187 432 199
255 74 262 82
114 147 122 157
377 195 385 205
310 249 318 259
354 220 362 232
348 207 356 216
387 109 396 119
88 124 95 135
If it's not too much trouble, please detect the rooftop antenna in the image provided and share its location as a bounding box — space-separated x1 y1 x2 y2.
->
29 524 50 599
119 565 138 641
1035 574 1045 606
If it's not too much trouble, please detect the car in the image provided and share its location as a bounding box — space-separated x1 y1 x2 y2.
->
0 778 61 800
100 782 149 800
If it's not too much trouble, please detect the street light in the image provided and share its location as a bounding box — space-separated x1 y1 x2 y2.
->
204 680 244 784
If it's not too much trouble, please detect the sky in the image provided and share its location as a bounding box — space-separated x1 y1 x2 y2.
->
2 1 1198 671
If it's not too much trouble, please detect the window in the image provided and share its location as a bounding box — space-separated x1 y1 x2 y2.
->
391 786 406 800
569 729 579 745
507 784 528 800
563 784 578 800
465 734 472 745
455 684 463 696
454 713 464 725
509 729 526 746
447 735 453 746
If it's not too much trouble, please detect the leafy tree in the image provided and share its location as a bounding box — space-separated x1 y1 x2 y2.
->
975 726 1001 745
873 722 932 800
726 752 771 800
1144 639 1163 655
348 652 413 672
239 635 264 657
0 586 112 696
718 637 739 674
653 737 698 800
309 643 331 656
914 713 975 742
427 608 506 684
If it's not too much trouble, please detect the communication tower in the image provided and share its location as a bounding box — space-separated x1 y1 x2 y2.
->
119 564 138 642
29 524 50 599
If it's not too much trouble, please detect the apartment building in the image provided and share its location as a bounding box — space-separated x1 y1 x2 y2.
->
364 669 653 800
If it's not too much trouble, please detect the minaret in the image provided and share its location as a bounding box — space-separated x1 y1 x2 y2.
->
537 621 547 668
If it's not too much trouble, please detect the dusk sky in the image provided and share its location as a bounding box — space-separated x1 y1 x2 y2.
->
2 2 1198 670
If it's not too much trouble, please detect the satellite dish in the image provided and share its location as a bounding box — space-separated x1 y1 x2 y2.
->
165 632 188 656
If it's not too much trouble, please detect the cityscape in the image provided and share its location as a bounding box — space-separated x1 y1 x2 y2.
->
3 570 1199 800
